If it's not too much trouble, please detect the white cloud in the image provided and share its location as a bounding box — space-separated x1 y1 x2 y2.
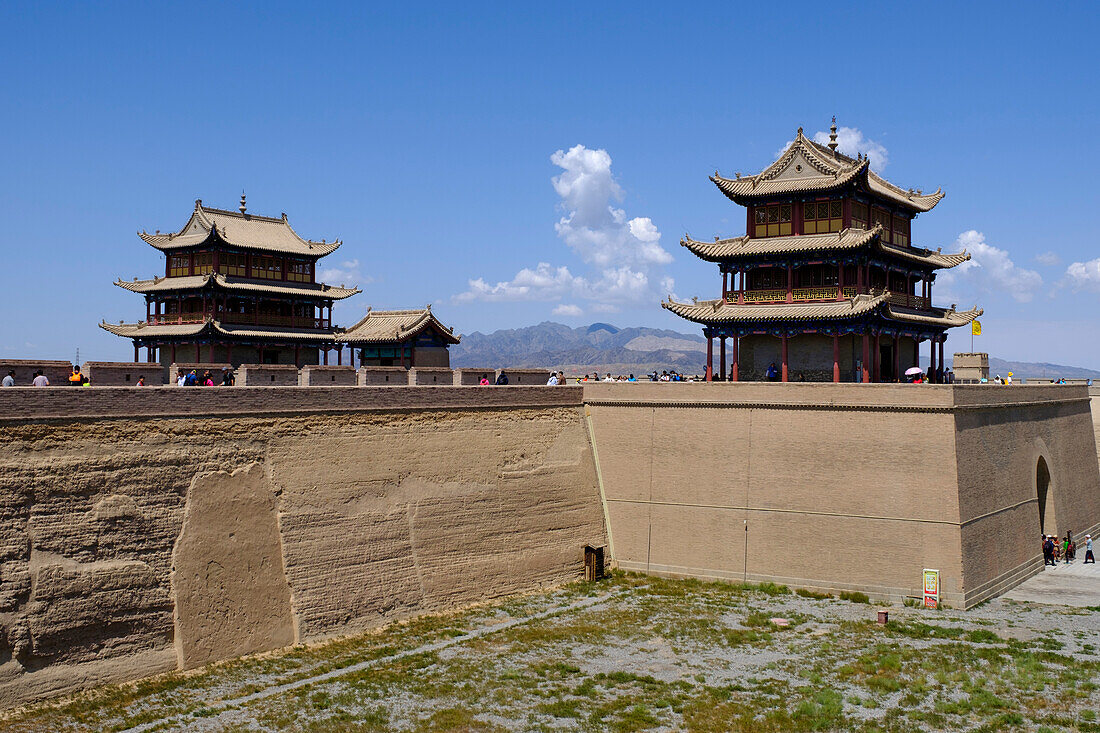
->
552 304 584 317
937 230 1042 303
550 145 672 269
1063 259 1100 291
455 145 675 313
1035 251 1062 267
809 126 889 172
319 259 370 288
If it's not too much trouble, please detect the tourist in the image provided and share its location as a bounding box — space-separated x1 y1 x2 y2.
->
558 371 566 384
479 374 490 385
628 374 636 382
221 368 234 386
603 373 614 382
2 370 14 387
495 371 509 385
1085 535 1095 564
185 370 198 386
32 370 49 387
176 370 186 386
136 375 145 386
1006 372 1014 385
203 371 214 386
81 375 90 386
546 372 559 386
68 366 83 386
1062 534 1072 563
765 362 779 382
1043 535 1056 566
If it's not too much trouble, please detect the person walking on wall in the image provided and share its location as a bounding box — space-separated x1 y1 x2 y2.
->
136 376 145 386
32 370 49 387
1043 535 1056 566
495 371 509 385
1085 535 1095 564
546 372 559 386
68 366 83 386
765 362 779 382
479 374 490 385
2 370 14 387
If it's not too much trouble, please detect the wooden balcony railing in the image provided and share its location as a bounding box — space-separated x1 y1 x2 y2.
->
727 287 930 310
148 312 331 329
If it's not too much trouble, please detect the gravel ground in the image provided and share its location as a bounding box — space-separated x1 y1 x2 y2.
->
2 573 1099 732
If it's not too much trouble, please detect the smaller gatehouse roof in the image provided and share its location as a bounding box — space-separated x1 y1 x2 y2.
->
115 274 360 300
337 307 460 345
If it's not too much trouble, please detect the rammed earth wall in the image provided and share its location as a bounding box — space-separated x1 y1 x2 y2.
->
0 387 605 707
0 383 1098 708
582 383 1100 609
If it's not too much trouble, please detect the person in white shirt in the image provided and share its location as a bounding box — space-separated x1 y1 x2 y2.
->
32 371 49 387
2 370 14 387
546 373 559 386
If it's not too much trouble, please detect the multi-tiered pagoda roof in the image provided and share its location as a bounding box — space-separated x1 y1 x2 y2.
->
663 121 982 383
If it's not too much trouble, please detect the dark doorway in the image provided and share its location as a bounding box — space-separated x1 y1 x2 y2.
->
879 343 895 382
1037 456 1055 535
261 350 280 365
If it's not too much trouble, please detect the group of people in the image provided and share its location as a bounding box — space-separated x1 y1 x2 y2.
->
2 369 53 387
578 373 640 382
477 372 512 385
1042 531 1094 565
175 368 234 387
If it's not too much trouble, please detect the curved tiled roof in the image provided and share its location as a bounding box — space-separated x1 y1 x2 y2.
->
886 305 983 327
100 319 339 342
710 129 944 213
139 199 341 256
681 225 970 269
338 307 461 345
661 292 890 324
114 274 360 300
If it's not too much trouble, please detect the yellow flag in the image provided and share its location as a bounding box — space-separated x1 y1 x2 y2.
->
971 320 982 336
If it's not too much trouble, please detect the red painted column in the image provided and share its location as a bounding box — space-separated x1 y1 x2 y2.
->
337 345 343 366
705 335 713 382
837 263 845 301
874 333 881 382
861 333 870 383
147 345 154 363
721 268 728 301
938 338 945 383
781 335 789 382
323 347 328 366
719 337 726 381
134 343 139 362
731 336 739 382
894 338 902 382
738 267 745 305
146 299 151 323
786 265 793 303
295 345 301 368
832 335 840 383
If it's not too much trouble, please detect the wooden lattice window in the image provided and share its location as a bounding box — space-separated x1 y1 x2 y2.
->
252 255 283 280
193 251 214 275
892 215 910 247
219 252 247 277
803 199 843 234
168 253 190 277
753 203 792 237
871 208 892 240
749 267 785 290
286 259 311 283
851 201 869 230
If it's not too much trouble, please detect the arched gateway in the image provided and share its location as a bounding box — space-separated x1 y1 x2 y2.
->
1036 456 1056 536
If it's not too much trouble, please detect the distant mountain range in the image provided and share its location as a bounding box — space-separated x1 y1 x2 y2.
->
452 321 1100 380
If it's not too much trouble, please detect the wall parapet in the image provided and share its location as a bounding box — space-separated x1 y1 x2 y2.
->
0 385 584 423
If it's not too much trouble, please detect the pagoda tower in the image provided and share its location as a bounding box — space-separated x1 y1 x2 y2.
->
662 121 981 383
102 196 361 373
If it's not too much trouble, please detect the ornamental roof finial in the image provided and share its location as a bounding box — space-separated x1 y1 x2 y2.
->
828 116 838 152
797 126 803 135
239 190 247 214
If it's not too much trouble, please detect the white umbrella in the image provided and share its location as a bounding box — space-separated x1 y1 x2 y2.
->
904 366 924 376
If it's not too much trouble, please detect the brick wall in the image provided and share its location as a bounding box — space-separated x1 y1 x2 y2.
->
453 368 496 386
82 362 160 386
237 364 299 387
0 359 74 386
409 367 453 386
357 367 409 386
299 365 357 386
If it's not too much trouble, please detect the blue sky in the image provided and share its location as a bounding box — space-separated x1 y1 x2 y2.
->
2 2 1098 366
